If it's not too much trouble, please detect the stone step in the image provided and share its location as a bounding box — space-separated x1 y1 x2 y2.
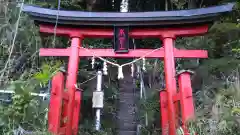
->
116 117 138 123
118 92 140 98
118 93 139 106
117 110 137 119
117 105 137 120
118 102 136 107
117 123 137 131
118 130 136 135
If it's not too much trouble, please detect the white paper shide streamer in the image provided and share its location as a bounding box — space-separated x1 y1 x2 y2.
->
91 56 95 69
142 57 146 71
80 46 161 80
131 63 134 77
103 61 108 75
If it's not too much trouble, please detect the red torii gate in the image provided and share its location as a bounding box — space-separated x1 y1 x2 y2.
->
40 24 208 135
22 3 234 135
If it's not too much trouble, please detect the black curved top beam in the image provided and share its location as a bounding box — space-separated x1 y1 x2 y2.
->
22 3 235 28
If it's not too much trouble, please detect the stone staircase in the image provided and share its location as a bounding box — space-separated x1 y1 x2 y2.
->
117 70 139 135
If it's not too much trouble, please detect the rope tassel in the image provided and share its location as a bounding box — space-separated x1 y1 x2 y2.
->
118 66 124 79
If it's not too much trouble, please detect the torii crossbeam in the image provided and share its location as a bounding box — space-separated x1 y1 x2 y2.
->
23 3 234 135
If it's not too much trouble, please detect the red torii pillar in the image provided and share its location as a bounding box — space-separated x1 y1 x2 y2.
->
39 24 208 135
178 70 195 134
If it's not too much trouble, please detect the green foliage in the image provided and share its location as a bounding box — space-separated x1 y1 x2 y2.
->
33 61 62 87
1 0 240 135
138 90 161 135
0 81 48 134
0 59 61 134
183 76 240 135
33 0 84 10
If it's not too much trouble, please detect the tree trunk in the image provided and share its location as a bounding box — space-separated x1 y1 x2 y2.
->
188 0 197 9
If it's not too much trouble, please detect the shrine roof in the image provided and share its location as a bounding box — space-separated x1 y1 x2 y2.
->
22 3 235 28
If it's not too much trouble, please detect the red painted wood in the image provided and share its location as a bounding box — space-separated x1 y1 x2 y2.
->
173 94 180 102
72 91 81 135
65 38 82 135
39 48 208 58
62 97 68 133
160 91 169 135
48 72 65 134
59 127 66 133
39 24 209 38
178 72 195 134
63 92 69 101
163 37 177 135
